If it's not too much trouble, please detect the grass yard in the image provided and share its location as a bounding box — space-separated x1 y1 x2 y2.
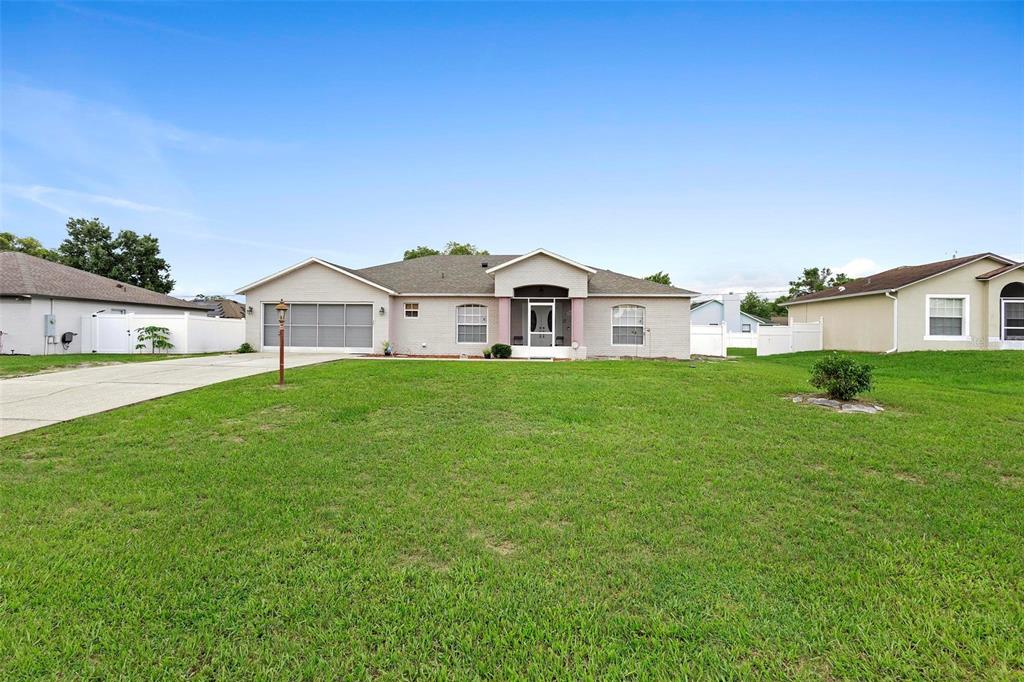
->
1 352 1022 679
0 352 221 378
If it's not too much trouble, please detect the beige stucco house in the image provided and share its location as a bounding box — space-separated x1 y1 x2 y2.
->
235 248 697 359
784 253 1024 352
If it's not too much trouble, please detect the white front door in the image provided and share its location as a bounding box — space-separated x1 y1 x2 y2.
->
529 302 554 348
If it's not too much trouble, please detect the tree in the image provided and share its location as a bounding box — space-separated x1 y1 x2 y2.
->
110 230 174 293
403 245 442 260
644 271 672 286
57 218 116 276
56 218 174 293
788 267 851 298
0 232 60 261
443 241 488 256
403 242 490 260
741 291 787 320
135 325 174 354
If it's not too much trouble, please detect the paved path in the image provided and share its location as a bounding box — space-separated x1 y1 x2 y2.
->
0 353 348 437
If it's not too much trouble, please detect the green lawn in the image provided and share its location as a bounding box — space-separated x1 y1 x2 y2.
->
2 352 1021 679
0 352 221 378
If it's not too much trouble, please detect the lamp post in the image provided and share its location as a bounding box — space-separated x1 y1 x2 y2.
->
275 300 288 386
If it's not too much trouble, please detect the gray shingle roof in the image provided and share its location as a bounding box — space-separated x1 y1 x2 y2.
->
782 253 1015 305
1 251 205 310
351 254 697 296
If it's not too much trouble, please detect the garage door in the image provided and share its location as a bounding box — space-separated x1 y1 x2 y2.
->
263 303 373 350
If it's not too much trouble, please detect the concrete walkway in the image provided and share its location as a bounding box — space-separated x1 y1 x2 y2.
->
0 353 348 437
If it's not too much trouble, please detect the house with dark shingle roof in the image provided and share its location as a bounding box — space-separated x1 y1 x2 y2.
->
0 251 206 355
783 253 1024 352
235 248 698 358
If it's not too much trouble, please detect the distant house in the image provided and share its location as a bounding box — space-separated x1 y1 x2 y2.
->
0 252 206 355
690 294 768 334
783 253 1024 352
191 298 246 319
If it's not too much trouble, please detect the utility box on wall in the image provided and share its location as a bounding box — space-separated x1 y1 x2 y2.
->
43 313 57 337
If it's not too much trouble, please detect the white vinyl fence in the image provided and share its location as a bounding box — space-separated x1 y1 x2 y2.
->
81 313 245 354
757 320 823 356
690 324 762 356
691 324 727 357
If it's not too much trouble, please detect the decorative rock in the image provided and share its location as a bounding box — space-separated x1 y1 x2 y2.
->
808 397 842 409
840 403 881 414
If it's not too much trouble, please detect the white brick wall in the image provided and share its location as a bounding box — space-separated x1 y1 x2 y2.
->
391 296 498 356
584 297 691 359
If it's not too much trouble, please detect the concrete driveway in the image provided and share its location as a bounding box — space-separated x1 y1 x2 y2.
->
0 353 348 437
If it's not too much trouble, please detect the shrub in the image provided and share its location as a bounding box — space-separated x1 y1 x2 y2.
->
809 352 873 400
135 326 173 354
237 342 256 354
483 346 492 359
490 343 512 359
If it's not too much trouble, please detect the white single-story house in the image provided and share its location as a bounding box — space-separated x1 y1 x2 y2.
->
235 248 698 359
0 252 207 355
784 252 1024 352
690 294 768 333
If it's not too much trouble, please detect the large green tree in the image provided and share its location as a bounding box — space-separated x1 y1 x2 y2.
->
404 242 490 260
54 218 175 293
788 267 851 298
110 230 175 293
57 218 116 276
0 232 60 261
644 271 672 286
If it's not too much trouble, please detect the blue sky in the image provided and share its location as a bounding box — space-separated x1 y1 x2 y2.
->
2 2 1022 298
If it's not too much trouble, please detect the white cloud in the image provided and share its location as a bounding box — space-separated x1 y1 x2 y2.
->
835 257 880 278
3 184 198 219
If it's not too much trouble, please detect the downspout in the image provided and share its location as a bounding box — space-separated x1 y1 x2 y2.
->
884 290 898 353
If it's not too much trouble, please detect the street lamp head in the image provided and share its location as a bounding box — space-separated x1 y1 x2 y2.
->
275 299 288 323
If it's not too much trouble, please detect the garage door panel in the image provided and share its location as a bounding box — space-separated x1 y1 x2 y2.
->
318 326 345 347
319 305 345 325
290 304 317 325
345 325 372 348
346 305 372 325
291 325 317 347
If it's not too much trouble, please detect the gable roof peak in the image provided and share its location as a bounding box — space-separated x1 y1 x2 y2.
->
484 248 597 275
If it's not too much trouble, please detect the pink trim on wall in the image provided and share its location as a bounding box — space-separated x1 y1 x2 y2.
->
571 297 584 345
498 297 511 345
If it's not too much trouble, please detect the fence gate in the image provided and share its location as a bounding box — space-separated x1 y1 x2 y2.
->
92 315 133 353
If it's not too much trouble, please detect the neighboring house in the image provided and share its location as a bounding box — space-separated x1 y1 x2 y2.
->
0 252 206 355
235 248 698 358
191 298 246 319
784 252 1024 352
690 294 768 333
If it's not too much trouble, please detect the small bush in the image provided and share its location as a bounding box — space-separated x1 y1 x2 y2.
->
490 343 512 359
809 352 873 400
237 342 256 354
482 346 492 359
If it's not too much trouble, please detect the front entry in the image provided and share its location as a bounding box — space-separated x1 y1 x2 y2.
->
510 293 574 358
529 301 554 348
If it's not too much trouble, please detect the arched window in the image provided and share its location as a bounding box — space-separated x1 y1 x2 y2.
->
456 304 488 343
611 305 645 345
1002 281 1024 341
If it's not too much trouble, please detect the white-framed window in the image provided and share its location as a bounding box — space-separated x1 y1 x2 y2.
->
457 304 487 343
405 302 419 319
925 295 969 340
611 304 645 345
741 323 752 333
